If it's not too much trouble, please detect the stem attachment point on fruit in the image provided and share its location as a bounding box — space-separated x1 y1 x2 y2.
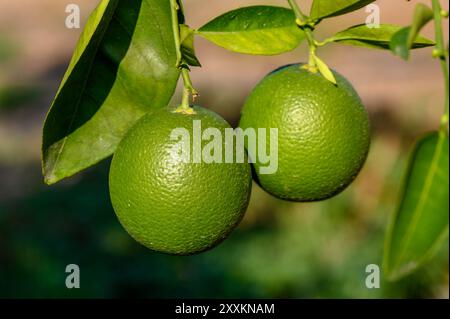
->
287 0 329 79
174 68 198 114
170 0 198 114
302 48 318 73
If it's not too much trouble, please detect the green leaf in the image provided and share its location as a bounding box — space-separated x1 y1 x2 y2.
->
383 132 449 281
390 4 434 60
310 0 376 22
197 6 305 56
328 24 434 50
314 56 337 85
389 27 412 60
42 0 180 185
180 24 201 67
408 4 434 45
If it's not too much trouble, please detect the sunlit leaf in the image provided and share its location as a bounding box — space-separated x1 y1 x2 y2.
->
197 6 305 55
384 132 449 281
42 0 180 185
310 0 376 22
328 24 434 50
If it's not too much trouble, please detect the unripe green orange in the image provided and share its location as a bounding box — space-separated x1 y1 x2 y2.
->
109 106 252 255
239 64 370 201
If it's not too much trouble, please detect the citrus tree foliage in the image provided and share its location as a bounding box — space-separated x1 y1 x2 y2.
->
42 0 448 280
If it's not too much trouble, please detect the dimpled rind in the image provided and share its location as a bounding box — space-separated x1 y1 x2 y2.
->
109 106 252 255
239 64 370 201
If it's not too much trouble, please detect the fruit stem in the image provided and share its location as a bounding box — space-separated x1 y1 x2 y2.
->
286 0 318 71
170 0 197 114
178 68 198 113
170 0 183 67
431 0 449 132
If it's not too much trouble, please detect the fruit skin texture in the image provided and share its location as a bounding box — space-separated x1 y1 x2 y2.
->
239 64 370 202
109 106 252 255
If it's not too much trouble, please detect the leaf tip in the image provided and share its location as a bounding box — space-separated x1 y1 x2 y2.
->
43 173 58 186
314 55 337 85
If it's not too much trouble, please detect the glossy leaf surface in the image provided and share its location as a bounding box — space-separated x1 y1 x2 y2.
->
42 0 180 184
384 132 449 281
198 6 305 55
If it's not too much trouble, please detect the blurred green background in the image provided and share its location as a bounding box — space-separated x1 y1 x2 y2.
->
0 0 448 298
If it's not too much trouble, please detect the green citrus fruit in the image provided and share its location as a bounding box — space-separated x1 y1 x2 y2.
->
109 106 252 255
239 64 370 201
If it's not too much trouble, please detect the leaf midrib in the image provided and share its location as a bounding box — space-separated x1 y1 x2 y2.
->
392 134 447 272
198 24 300 37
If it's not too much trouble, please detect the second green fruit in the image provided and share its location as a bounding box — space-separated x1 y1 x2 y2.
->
239 64 371 202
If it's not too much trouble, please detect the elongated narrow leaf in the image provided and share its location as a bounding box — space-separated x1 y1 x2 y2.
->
310 0 375 22
390 4 434 60
197 6 305 55
384 132 449 281
42 0 180 185
328 24 434 50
